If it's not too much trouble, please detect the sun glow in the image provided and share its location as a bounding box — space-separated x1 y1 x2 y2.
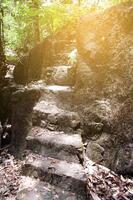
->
83 0 111 7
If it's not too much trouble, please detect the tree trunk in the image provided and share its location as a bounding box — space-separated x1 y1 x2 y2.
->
0 5 6 85
32 0 40 44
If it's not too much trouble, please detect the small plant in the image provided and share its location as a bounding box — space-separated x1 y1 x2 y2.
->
68 49 77 65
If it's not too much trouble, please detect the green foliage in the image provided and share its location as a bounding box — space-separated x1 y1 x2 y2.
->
3 0 132 57
39 3 89 35
3 1 39 54
3 1 91 55
111 0 132 4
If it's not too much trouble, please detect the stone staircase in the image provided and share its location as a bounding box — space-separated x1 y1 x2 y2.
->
16 32 88 199
17 66 87 199
22 154 86 192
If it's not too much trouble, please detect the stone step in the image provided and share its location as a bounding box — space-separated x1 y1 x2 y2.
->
32 100 81 130
31 83 74 105
26 127 83 163
29 82 75 109
43 65 74 86
42 85 75 107
28 81 73 93
44 85 73 93
17 176 87 200
22 153 87 195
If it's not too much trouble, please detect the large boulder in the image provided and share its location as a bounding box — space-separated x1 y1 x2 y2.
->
76 1 133 96
76 2 133 175
13 36 54 84
11 86 40 158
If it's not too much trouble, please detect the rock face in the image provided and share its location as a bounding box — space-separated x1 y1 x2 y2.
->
76 2 133 93
76 2 133 175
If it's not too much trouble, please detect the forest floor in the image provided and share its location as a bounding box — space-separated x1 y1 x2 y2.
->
0 149 22 200
0 148 133 200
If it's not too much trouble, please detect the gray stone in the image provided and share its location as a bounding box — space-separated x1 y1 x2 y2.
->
17 176 87 200
96 132 111 147
33 100 80 130
11 87 40 157
40 120 47 128
47 114 57 125
47 124 56 131
27 127 83 163
49 65 72 86
70 120 80 129
57 111 80 129
113 143 133 175
76 129 84 136
86 141 104 164
22 154 87 195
